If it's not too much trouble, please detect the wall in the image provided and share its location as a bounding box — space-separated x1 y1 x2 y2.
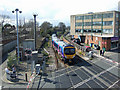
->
2 40 17 55
84 35 111 50
23 39 35 51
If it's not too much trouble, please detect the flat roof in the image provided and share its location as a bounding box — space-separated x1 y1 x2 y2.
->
71 10 120 16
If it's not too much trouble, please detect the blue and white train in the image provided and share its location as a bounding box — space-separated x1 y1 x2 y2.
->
52 34 76 63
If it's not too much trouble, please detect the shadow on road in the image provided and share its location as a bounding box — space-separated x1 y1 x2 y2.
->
74 55 92 67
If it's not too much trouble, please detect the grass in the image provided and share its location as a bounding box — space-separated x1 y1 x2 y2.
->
46 60 54 64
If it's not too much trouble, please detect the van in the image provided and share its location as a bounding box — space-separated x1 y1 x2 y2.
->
36 64 41 74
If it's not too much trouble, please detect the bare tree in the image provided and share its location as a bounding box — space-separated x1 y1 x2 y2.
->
0 14 10 31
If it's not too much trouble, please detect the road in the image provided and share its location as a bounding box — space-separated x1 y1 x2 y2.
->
31 54 120 89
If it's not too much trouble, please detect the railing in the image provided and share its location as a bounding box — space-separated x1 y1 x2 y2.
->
63 35 86 53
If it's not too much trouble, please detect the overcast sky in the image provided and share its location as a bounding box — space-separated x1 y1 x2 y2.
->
0 0 119 26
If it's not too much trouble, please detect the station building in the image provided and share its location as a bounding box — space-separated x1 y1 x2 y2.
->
70 11 120 50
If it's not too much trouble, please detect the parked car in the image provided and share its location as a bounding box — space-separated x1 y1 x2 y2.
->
93 44 100 50
84 46 91 52
73 38 81 45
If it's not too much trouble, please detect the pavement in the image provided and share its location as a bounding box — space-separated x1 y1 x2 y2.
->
1 50 35 89
93 49 120 64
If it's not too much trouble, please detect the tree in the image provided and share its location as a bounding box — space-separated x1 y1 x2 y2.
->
40 21 53 37
7 53 18 70
4 23 12 29
58 22 66 34
25 19 39 39
0 14 10 31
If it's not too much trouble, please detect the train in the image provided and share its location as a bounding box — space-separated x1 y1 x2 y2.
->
52 34 76 64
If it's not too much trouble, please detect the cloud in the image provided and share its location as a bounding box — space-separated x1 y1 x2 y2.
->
0 0 119 26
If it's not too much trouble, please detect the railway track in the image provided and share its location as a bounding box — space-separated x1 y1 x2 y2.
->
31 41 119 89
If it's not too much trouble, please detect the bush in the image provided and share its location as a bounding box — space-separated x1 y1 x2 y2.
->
7 54 18 70
41 50 49 56
79 51 82 55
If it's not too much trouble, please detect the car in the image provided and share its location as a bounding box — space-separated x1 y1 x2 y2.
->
74 38 80 44
84 46 91 52
93 44 100 50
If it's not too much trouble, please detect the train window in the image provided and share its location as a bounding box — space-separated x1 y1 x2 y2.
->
54 42 58 49
64 49 69 53
59 46 61 50
64 48 75 55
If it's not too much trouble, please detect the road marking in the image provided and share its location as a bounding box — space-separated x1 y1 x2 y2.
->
71 64 118 88
0 86 2 90
82 67 110 87
94 53 119 65
66 67 74 89
26 72 36 89
67 65 92 88
106 79 120 89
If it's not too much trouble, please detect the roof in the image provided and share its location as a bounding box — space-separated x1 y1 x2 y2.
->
56 40 68 47
71 10 120 16
85 46 90 48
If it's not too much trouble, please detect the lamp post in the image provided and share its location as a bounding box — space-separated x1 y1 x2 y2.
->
12 8 22 63
33 14 38 50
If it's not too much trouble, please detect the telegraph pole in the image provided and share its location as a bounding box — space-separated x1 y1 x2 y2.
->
33 14 37 50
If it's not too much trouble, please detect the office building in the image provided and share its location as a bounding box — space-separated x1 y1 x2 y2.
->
118 1 120 11
70 11 120 50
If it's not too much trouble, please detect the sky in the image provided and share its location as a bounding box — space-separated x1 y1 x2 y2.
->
0 0 119 26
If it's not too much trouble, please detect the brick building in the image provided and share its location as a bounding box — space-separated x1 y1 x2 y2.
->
70 11 120 50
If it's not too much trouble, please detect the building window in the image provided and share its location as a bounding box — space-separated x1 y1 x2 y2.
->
84 15 92 20
103 21 113 26
93 14 102 19
75 29 78 32
75 16 84 20
103 13 113 18
116 13 119 18
116 21 118 26
83 29 87 32
111 41 118 49
103 29 113 34
84 22 92 26
75 29 81 33
93 21 102 26
93 29 96 33
75 22 83 26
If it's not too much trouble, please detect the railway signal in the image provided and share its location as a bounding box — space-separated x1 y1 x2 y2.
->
25 48 32 57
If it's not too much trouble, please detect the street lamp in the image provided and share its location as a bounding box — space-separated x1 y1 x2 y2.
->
12 8 22 63
33 14 38 50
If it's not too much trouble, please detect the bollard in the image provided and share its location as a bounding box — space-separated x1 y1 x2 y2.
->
25 73 28 82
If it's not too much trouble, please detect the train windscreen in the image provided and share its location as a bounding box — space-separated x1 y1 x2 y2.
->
64 48 75 55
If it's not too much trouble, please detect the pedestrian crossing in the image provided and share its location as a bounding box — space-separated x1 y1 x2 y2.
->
0 86 2 90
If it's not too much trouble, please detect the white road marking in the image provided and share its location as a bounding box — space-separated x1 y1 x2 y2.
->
106 79 120 89
94 53 119 65
0 86 2 90
71 64 118 88
82 67 110 87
